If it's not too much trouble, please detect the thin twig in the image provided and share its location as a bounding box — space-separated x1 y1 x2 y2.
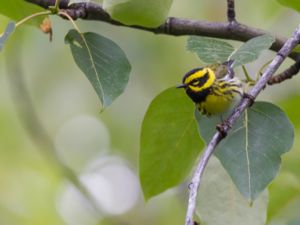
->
185 23 300 225
25 0 300 61
15 11 51 27
227 0 236 23
268 60 300 85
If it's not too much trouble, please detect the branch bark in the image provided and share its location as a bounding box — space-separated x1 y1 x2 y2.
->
26 0 300 61
268 60 300 85
227 0 236 23
185 23 300 225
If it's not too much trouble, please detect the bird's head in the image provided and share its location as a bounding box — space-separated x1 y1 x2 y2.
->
177 67 216 92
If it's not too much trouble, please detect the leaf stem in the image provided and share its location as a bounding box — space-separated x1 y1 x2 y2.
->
58 11 81 34
256 60 272 81
49 0 61 13
227 0 236 23
15 11 51 28
241 65 253 83
54 0 61 9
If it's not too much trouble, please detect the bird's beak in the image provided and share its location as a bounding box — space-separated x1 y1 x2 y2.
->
176 83 187 88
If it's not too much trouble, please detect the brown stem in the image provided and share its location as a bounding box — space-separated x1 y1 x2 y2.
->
25 0 300 61
268 60 300 85
227 0 236 23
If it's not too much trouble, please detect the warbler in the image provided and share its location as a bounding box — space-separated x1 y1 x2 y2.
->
177 63 243 116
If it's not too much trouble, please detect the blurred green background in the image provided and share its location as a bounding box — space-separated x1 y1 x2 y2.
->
1 0 300 225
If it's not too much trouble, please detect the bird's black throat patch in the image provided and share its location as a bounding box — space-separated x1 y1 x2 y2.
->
186 87 210 103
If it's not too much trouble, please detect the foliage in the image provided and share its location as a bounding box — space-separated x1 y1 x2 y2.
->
0 1 299 225
65 29 131 109
186 36 235 63
103 0 173 27
277 0 300 13
0 0 45 26
187 35 275 67
140 88 204 200
197 156 268 225
196 102 294 201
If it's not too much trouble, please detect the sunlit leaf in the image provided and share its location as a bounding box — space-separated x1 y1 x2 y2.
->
0 22 15 52
230 34 275 67
140 88 204 200
0 0 45 26
196 102 294 201
65 30 131 109
103 0 173 27
277 0 300 13
197 156 268 225
186 36 235 63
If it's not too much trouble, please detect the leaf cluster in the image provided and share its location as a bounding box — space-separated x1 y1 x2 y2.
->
0 1 300 225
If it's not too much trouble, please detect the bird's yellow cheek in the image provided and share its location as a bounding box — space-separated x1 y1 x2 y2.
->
189 85 203 92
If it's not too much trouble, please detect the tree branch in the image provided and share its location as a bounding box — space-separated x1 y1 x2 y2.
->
185 23 300 225
227 0 236 23
26 0 300 61
268 60 300 85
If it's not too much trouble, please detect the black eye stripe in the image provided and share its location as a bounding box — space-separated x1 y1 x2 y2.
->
191 72 209 86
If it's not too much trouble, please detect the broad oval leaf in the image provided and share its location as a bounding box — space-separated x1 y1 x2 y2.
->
277 0 300 13
65 30 131 109
196 101 294 201
197 156 268 225
186 36 235 64
140 87 204 200
0 22 15 52
0 0 45 26
230 34 275 67
103 0 173 27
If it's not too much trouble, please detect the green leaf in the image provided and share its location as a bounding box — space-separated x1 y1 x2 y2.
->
0 0 45 26
140 87 204 200
186 36 235 64
0 22 15 52
277 0 300 13
292 44 300 53
65 30 131 109
230 34 275 67
103 0 173 27
197 156 268 225
196 101 294 201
